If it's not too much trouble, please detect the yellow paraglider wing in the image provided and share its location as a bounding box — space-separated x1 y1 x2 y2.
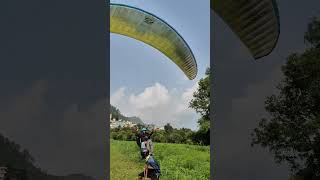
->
110 4 197 80
212 0 280 59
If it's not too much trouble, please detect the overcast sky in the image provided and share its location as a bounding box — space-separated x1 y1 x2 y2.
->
110 0 210 130
212 1 320 179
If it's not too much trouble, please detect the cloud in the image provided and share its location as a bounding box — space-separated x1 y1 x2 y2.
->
110 87 125 106
182 83 199 103
110 82 200 130
129 83 170 109
176 83 199 115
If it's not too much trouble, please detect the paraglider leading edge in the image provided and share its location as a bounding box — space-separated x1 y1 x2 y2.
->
110 3 198 80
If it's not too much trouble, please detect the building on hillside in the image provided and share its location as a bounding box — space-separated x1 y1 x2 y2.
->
110 113 126 129
124 121 137 128
110 119 121 129
153 125 164 131
109 113 138 129
156 126 165 131
110 120 137 129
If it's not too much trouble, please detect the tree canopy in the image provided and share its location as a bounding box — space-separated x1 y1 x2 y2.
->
189 67 210 145
251 17 320 179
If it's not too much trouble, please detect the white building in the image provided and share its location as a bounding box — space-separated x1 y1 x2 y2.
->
109 113 139 129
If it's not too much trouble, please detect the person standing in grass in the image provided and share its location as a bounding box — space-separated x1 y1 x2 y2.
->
133 127 154 158
141 136 154 159
138 154 161 180
133 127 154 147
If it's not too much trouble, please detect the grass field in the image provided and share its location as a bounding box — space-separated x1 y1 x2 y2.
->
110 140 210 180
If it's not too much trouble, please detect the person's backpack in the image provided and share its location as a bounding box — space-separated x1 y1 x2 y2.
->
146 155 161 177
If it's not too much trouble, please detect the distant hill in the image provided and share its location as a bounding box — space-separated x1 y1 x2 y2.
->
110 104 144 125
0 133 95 180
127 116 144 125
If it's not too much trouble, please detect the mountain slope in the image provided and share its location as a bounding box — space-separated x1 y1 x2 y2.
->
0 133 95 180
110 104 144 124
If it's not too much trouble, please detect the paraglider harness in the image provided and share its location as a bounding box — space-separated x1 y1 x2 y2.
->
139 155 161 180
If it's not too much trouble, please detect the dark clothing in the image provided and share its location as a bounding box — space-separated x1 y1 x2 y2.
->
136 131 153 148
138 155 161 180
141 151 149 159
146 155 161 177
138 169 158 180
135 132 146 148
136 136 142 147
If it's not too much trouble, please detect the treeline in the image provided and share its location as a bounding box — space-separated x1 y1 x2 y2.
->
110 123 209 145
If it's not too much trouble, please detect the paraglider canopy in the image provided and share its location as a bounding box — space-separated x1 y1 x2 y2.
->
110 3 197 80
211 0 280 59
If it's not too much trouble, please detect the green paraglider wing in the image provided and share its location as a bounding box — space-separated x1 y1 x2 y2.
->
110 4 197 80
212 0 280 59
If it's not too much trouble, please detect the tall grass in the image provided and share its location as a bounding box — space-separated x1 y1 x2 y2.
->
110 140 142 180
110 140 210 180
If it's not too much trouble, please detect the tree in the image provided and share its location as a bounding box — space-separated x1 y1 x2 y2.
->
251 17 320 179
189 67 210 145
153 132 166 143
164 123 174 133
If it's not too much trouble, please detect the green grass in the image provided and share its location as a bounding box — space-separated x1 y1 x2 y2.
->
110 140 142 180
110 140 210 180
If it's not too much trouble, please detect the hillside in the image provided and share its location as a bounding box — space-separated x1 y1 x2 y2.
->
110 104 144 125
0 133 95 180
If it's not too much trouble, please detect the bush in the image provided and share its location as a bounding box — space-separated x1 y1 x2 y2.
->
110 125 208 146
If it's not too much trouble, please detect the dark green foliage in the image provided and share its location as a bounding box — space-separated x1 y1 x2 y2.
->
189 67 211 145
164 123 174 133
110 124 202 145
0 133 95 180
0 133 42 179
110 127 136 141
189 68 210 122
251 17 320 179
305 17 320 48
110 105 121 120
